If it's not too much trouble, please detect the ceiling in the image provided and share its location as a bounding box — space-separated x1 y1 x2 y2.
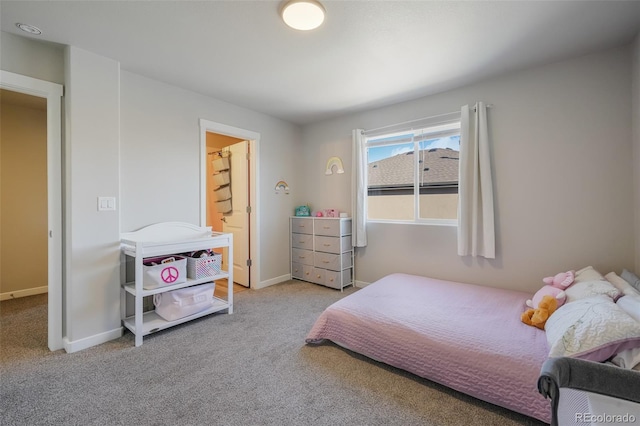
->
1 1 639 125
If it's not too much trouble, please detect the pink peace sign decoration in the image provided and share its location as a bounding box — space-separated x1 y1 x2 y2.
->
161 266 180 283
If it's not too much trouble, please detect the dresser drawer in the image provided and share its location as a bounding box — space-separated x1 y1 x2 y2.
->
291 218 313 235
291 248 313 265
314 252 352 271
314 219 352 237
314 235 352 254
323 269 352 290
291 233 313 250
292 262 313 280
310 267 325 285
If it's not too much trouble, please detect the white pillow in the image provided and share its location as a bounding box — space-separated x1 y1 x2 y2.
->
605 272 640 297
611 347 640 369
575 265 605 282
616 293 640 322
564 279 621 303
545 296 640 361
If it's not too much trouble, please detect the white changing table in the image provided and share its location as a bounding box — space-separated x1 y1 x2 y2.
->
120 222 233 347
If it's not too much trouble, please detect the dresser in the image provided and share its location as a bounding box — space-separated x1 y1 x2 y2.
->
290 217 353 290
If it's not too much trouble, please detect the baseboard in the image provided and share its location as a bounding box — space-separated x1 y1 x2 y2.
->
63 327 123 353
0 286 48 301
256 273 291 289
354 280 370 288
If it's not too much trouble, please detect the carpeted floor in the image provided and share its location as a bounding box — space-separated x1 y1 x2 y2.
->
0 281 545 426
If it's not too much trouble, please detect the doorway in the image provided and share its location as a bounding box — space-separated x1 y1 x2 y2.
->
206 134 250 287
199 120 260 289
0 71 63 351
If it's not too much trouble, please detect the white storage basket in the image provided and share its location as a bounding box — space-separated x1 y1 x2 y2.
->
153 283 216 321
186 253 222 279
143 256 187 290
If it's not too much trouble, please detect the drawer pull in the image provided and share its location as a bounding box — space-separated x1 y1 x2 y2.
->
329 278 334 282
323 244 331 247
298 256 305 259
323 226 330 229
305 272 310 275
322 261 330 264
317 275 321 278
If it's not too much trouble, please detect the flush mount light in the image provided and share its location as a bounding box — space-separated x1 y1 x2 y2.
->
281 0 325 31
16 23 42 35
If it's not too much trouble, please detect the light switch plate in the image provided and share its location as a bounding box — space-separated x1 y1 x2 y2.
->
98 197 116 211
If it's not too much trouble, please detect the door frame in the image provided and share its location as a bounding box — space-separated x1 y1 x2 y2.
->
0 70 64 351
199 119 260 288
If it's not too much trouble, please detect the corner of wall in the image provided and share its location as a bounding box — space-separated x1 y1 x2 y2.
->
633 32 640 272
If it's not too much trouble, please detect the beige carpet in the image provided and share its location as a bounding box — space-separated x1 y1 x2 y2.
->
0 281 545 426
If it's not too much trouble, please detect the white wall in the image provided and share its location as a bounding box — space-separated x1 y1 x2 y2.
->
632 32 640 272
0 31 64 84
64 46 121 351
120 71 301 287
301 46 635 292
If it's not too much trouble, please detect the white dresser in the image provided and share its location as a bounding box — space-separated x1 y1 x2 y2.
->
290 217 353 290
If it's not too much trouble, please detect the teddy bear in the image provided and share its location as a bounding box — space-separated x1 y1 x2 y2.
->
525 270 575 310
521 294 558 330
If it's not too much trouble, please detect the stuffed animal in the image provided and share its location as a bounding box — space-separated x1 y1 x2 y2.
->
526 270 575 309
521 295 558 330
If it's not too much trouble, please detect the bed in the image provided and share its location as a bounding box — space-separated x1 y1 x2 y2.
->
306 269 640 424
306 273 552 423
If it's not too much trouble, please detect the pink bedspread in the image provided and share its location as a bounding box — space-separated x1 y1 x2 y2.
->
306 273 551 423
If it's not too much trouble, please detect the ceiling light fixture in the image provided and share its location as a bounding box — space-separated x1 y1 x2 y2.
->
281 0 325 31
16 23 42 35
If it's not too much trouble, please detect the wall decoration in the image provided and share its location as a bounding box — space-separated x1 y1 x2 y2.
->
325 156 345 175
274 180 290 194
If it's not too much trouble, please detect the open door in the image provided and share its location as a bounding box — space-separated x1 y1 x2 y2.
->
222 141 250 287
0 71 63 351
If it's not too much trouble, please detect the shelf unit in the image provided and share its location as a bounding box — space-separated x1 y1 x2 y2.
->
290 217 353 291
120 222 233 347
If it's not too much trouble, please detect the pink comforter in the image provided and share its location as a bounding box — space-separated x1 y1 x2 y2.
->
306 273 551 423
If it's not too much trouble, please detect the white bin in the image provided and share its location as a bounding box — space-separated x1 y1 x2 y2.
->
153 283 216 321
143 256 187 290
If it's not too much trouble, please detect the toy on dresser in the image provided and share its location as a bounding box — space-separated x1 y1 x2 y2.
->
314 209 339 217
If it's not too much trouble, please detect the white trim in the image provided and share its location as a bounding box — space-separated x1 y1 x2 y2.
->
199 119 260 289
63 327 123 353
0 70 64 352
0 286 48 301
260 274 291 288
354 280 371 288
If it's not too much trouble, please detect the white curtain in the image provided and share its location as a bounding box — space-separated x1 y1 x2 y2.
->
457 102 495 258
351 129 367 247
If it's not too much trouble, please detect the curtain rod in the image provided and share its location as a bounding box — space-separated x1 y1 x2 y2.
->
363 103 493 135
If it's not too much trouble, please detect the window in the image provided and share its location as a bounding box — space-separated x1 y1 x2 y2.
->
366 121 460 224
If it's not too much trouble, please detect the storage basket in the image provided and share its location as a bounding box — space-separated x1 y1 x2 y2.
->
186 253 222 279
153 283 216 322
216 199 232 214
211 156 230 171
212 171 230 186
213 185 231 201
142 256 187 290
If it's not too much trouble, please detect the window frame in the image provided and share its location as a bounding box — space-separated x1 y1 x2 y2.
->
365 120 461 226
